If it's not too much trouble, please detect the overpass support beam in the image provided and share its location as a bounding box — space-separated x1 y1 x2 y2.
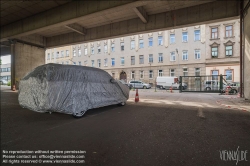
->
133 6 148 23
10 41 45 89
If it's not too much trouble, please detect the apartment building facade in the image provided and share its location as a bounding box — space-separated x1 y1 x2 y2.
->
0 63 11 81
45 19 240 85
46 45 73 64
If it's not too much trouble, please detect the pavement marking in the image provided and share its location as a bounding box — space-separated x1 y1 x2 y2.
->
197 107 205 119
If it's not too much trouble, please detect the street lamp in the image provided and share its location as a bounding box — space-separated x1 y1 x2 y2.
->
176 48 180 78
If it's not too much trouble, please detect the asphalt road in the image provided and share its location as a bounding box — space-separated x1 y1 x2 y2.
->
1 86 250 166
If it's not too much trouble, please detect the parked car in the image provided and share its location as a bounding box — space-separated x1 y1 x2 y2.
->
156 76 187 90
18 64 130 118
204 80 226 91
128 80 151 89
0 79 8 85
221 82 240 94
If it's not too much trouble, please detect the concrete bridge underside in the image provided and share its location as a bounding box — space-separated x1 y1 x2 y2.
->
0 0 249 99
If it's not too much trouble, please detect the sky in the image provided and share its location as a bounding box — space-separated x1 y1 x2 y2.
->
1 55 11 64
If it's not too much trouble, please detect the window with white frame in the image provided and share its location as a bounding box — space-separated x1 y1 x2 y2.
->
158 70 163 77
170 52 176 61
194 30 200 41
225 25 233 37
66 50 69 57
111 43 115 52
52 52 54 59
182 51 188 60
131 40 135 50
78 49 81 56
131 71 135 79
183 68 188 76
170 34 175 44
195 50 200 59
91 60 94 67
98 59 101 67
149 54 153 63
121 57 124 65
182 32 188 42
61 51 64 57
211 27 218 39
47 53 50 60
212 70 219 80
104 45 107 53
170 69 175 77
79 61 82 66
98 46 101 53
139 55 144 64
139 39 144 48
140 71 144 79
225 69 233 81
149 70 153 79
111 58 115 66
158 36 163 45
121 42 124 51
211 47 218 57
225 45 233 56
104 58 108 66
73 50 76 57
195 68 200 76
91 47 94 55
131 56 135 65
158 53 163 63
148 37 153 47
84 48 87 55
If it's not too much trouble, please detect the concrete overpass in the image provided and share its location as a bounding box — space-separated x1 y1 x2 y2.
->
0 0 249 99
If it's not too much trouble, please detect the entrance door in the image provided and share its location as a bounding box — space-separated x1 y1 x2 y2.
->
119 71 127 81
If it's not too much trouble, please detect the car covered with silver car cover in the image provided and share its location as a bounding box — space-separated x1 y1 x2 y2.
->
18 63 129 117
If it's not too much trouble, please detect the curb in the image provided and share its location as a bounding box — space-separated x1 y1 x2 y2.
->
216 100 249 112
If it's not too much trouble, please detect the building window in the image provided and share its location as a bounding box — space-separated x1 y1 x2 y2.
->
211 27 218 39
182 32 188 42
131 56 135 65
91 47 94 55
104 45 107 53
84 48 87 55
66 50 69 57
121 42 124 51
148 37 153 47
111 58 115 66
111 43 115 52
104 58 108 66
139 39 144 48
98 59 101 67
158 53 163 63
61 51 64 57
149 70 153 79
225 25 233 37
131 71 135 79
183 68 188 76
170 34 175 44
211 47 218 57
140 71 144 79
91 60 94 67
121 57 125 65
158 70 163 77
225 69 233 81
182 51 188 60
170 69 175 77
194 30 200 41
212 70 219 80
158 36 163 45
57 52 59 58
195 68 200 76
195 50 200 59
47 53 50 60
139 55 144 64
78 49 81 56
131 40 135 50
52 52 54 59
149 54 153 63
170 52 176 61
225 45 233 56
98 46 101 53
73 50 76 57
79 61 82 66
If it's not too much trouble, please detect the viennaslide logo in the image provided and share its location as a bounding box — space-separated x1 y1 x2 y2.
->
219 146 248 165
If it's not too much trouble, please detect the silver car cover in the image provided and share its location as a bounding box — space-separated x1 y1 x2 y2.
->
18 64 129 116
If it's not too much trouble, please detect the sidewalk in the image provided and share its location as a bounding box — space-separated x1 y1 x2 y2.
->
216 94 250 112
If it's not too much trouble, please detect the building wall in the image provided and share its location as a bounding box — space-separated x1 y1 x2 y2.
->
0 63 11 81
46 45 73 64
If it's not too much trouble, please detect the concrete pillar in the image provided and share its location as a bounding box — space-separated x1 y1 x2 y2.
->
10 42 45 89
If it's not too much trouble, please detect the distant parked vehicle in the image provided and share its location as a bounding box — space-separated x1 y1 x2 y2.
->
221 82 240 94
128 81 151 89
156 77 187 90
0 79 8 85
204 80 226 91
